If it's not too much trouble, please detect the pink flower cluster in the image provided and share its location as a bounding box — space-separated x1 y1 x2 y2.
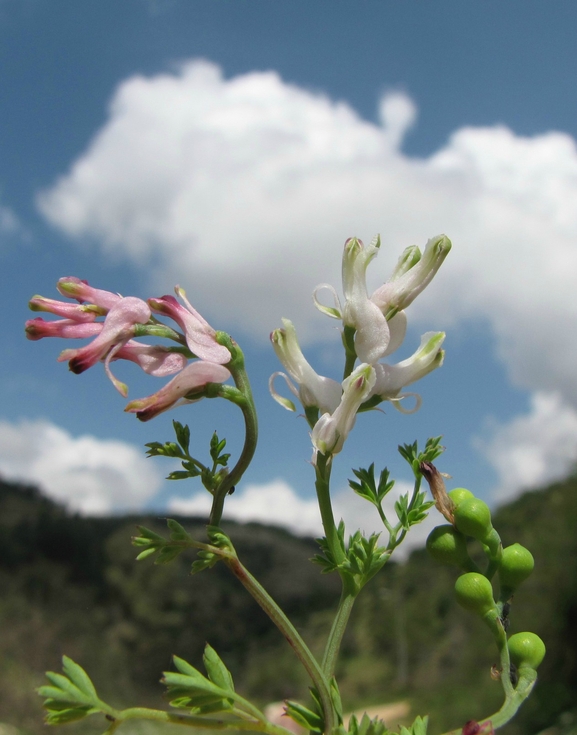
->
26 277 232 421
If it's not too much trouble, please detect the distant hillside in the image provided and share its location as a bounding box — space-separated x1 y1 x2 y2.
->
0 475 576 735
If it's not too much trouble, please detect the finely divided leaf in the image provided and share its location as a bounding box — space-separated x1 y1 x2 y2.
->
203 644 234 692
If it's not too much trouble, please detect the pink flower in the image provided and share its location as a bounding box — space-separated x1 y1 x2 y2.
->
124 361 231 422
112 341 188 377
25 318 103 341
148 287 230 365
28 295 104 322
56 277 122 311
58 297 152 386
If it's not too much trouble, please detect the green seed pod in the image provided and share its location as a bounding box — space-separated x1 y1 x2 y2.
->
499 544 535 595
454 572 495 616
508 632 546 670
454 497 493 541
448 487 474 507
426 525 470 567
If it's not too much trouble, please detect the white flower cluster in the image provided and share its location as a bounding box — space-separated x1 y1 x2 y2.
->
270 235 451 461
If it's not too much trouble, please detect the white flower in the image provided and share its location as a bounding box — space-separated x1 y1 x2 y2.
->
269 319 341 414
341 236 391 364
371 331 446 412
371 235 451 319
311 363 376 458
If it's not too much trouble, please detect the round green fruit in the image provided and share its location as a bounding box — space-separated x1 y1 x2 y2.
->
508 632 546 670
448 487 474 507
454 572 495 616
499 544 535 592
426 525 469 567
454 497 493 541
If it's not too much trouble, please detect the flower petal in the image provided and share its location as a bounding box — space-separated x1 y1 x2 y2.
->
113 341 188 377
341 236 391 363
125 361 231 422
148 291 231 364
270 319 342 413
25 318 103 341
311 363 375 457
59 297 151 373
57 277 122 311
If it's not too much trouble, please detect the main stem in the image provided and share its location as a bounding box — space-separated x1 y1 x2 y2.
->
223 555 335 735
315 452 360 681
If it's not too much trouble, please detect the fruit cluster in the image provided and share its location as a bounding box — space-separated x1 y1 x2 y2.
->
426 487 545 681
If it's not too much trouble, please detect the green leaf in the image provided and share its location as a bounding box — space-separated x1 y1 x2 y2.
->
61 657 98 700
155 546 183 565
38 685 75 703
330 677 343 723
348 713 391 735
206 526 234 552
395 493 410 529
45 705 94 724
172 656 202 678
39 658 101 725
190 699 234 715
203 644 234 692
167 471 195 481
44 672 88 703
163 664 229 703
285 701 323 733
168 696 192 709
135 547 157 561
191 550 219 574
398 438 444 476
167 519 190 541
134 526 166 543
400 716 429 735
173 421 191 453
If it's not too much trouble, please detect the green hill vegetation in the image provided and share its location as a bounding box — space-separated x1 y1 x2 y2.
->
0 475 576 735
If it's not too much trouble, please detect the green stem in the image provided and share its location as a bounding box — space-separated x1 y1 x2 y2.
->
321 584 357 678
223 554 335 735
209 344 258 526
483 609 514 700
315 453 346 566
390 475 422 549
113 706 292 735
440 669 537 734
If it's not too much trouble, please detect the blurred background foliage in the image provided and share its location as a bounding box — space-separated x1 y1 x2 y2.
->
0 473 576 735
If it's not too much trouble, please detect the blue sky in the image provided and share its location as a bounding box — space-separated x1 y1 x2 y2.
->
2 0 577 547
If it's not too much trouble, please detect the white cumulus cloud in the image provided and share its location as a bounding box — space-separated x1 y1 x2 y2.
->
0 418 163 514
37 59 577 408
168 476 438 558
476 392 577 502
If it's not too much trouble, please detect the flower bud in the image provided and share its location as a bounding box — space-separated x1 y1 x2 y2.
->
454 497 493 542
448 487 474 507
426 525 470 568
499 544 534 596
508 632 546 670
454 573 495 616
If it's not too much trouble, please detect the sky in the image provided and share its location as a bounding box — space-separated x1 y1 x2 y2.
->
2 0 577 552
